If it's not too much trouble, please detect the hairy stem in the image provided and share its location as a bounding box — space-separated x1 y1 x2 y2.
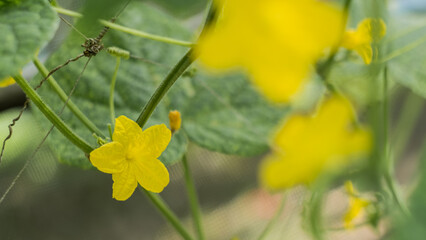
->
13 74 94 153
52 6 83 18
32 57 105 137
136 49 194 127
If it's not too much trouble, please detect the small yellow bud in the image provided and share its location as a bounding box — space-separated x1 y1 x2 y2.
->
168 110 182 133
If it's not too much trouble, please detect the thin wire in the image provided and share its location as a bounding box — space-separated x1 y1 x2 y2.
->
129 55 170 68
0 58 91 206
114 0 132 19
58 15 89 40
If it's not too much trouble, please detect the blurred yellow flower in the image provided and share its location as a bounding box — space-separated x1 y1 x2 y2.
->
260 96 371 190
342 18 386 64
343 181 370 229
0 77 15 88
196 0 343 103
90 116 171 201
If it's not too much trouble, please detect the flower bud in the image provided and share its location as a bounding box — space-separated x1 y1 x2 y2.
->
168 110 181 133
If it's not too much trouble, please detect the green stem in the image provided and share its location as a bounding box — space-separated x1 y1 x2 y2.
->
99 20 194 47
141 188 194 240
52 6 83 18
381 66 410 217
32 57 105 138
257 194 286 240
109 57 121 126
136 49 194 127
13 74 94 153
182 155 205 240
308 190 326 240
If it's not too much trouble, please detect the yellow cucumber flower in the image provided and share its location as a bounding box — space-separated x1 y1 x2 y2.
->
0 77 15 88
90 116 171 201
196 0 343 103
341 18 386 64
260 96 371 190
343 181 370 229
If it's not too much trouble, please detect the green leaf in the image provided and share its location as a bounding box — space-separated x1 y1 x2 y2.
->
387 16 426 98
0 0 58 80
32 2 285 168
177 73 286 156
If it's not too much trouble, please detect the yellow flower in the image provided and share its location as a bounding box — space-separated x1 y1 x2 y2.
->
90 116 171 201
168 110 182 133
260 96 371 190
341 18 386 64
196 0 343 103
343 181 370 229
0 77 15 88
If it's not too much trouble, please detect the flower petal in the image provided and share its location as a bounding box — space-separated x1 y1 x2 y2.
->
90 142 127 173
248 59 310 102
260 153 321 191
196 0 342 103
112 165 138 201
132 157 169 193
113 115 143 147
139 124 171 159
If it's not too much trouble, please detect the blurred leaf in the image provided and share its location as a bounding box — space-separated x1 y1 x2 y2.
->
32 2 284 168
387 15 426 99
0 0 58 80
